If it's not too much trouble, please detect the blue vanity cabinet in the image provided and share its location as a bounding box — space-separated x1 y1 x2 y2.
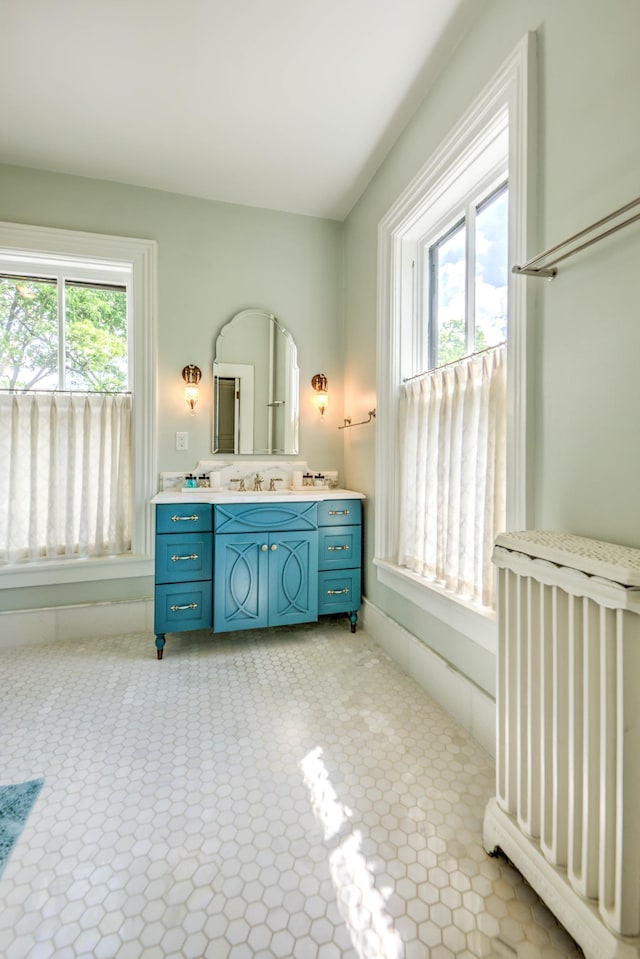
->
317 499 362 631
153 503 213 658
213 502 318 633
152 494 363 656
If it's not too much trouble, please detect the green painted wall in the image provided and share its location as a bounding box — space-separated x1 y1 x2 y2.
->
0 166 345 611
343 0 640 695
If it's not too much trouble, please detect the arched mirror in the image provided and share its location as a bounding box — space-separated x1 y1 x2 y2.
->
212 309 299 455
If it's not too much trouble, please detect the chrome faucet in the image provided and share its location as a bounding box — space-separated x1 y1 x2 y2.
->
253 473 264 492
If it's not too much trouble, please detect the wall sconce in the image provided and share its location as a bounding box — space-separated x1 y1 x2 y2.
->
311 373 328 416
182 364 202 413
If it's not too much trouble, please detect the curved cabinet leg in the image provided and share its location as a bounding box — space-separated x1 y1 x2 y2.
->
155 634 166 660
349 611 358 633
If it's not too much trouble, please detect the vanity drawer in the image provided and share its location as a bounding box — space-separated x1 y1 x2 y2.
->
156 503 212 534
317 500 362 527
318 526 361 570
154 582 213 633
318 570 362 614
155 532 213 583
214 502 318 533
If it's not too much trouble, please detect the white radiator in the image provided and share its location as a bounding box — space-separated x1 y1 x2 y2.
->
483 531 640 959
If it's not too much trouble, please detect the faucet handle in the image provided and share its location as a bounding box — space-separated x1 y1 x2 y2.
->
269 477 283 491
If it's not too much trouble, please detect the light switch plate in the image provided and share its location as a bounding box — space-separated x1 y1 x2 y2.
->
175 431 188 451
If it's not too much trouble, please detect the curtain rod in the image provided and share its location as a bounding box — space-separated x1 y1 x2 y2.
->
403 341 505 384
512 195 640 278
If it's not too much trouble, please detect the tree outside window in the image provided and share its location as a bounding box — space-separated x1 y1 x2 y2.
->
0 275 128 393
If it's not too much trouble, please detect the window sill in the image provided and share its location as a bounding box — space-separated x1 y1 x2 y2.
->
374 558 497 653
0 554 154 589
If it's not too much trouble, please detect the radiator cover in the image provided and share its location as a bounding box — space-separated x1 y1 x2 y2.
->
483 530 640 959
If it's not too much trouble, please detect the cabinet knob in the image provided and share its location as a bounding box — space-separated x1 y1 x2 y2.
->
261 544 268 552
270 544 278 551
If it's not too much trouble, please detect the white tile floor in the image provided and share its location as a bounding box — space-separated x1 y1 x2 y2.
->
0 619 583 959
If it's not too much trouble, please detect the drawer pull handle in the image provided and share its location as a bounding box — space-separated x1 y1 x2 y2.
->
327 545 349 551
328 509 350 516
171 514 199 523
327 588 350 596
170 602 198 611
171 553 199 562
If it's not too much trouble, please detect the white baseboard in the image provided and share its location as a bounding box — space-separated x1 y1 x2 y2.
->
0 598 154 648
360 597 496 758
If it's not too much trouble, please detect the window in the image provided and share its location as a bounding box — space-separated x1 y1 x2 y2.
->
427 181 508 369
375 36 535 649
0 223 156 586
1 273 129 393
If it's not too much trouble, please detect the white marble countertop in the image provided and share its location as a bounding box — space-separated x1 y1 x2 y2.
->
151 488 365 505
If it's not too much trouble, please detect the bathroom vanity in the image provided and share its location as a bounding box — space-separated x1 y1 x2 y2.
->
151 488 364 659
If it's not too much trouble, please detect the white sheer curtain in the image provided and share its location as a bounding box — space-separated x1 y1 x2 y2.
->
398 344 506 609
0 392 132 562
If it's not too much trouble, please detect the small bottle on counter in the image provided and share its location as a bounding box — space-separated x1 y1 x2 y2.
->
185 473 197 488
302 472 313 487
198 474 210 488
314 473 325 487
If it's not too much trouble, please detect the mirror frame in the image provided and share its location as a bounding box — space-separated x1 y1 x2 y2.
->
212 309 299 455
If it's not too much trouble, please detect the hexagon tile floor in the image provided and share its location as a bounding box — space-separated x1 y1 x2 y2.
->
0 620 583 959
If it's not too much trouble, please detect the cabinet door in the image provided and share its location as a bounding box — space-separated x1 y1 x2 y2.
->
214 533 269 633
270 531 318 627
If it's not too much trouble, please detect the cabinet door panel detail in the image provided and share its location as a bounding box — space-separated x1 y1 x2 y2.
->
214 534 269 632
215 502 317 533
272 532 318 625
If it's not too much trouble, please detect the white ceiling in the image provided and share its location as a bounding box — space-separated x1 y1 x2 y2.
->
1 0 477 220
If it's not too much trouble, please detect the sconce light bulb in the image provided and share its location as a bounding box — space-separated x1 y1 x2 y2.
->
182 364 202 414
184 385 199 412
311 373 328 417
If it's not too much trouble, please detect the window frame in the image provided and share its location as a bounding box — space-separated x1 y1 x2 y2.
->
375 34 537 652
0 222 157 588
